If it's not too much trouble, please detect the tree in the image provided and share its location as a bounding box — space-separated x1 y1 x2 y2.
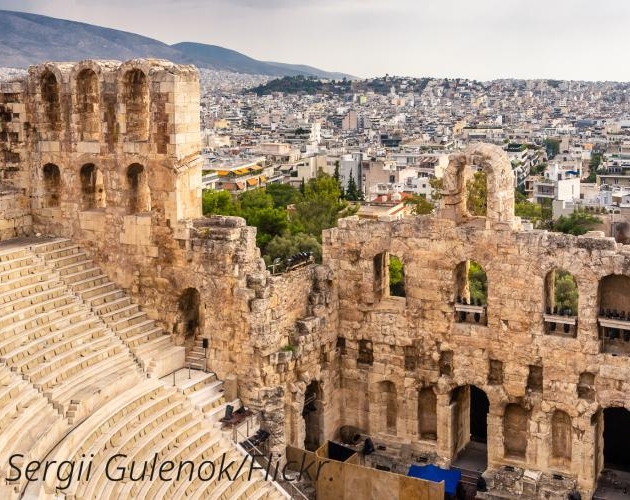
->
292 173 356 240
333 161 341 184
202 190 235 216
554 271 578 313
468 261 487 304
584 153 603 183
405 194 434 215
265 183 301 209
345 171 361 201
429 177 444 201
238 188 274 212
243 206 289 250
553 210 602 236
515 200 543 222
264 232 322 266
389 256 405 297
466 171 488 216
545 138 560 160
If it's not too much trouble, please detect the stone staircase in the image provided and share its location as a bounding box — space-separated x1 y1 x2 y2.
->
0 237 289 500
161 367 244 427
185 337 207 370
30 238 185 378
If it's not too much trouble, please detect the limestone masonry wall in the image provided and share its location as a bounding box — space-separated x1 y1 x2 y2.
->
2 61 630 499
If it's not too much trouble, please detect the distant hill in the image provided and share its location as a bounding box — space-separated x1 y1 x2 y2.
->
172 43 351 79
0 10 352 79
247 75 431 96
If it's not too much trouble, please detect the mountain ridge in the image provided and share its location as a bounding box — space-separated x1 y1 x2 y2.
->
0 9 352 79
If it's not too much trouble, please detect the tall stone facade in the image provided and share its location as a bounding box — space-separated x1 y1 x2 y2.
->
323 145 630 498
2 62 630 499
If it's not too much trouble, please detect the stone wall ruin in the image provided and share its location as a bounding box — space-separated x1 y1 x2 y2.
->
1 63 630 499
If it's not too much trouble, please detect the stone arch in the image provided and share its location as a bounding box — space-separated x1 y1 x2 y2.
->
122 68 149 141
545 269 579 315
126 163 151 213
303 380 323 451
454 259 488 325
544 269 579 336
551 410 572 467
441 143 516 227
79 163 106 210
450 385 490 461
418 387 437 440
603 407 630 471
597 274 630 349
176 288 201 341
373 252 388 300
598 274 630 316
376 380 397 435
75 68 100 141
42 163 61 208
503 403 529 459
372 248 408 301
40 70 61 132
389 254 405 297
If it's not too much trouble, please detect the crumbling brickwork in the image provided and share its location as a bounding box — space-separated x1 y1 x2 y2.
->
3 62 630 499
323 145 630 498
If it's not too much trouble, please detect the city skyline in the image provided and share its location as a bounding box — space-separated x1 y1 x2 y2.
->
0 0 629 81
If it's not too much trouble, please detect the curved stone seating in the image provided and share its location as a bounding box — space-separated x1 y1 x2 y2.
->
0 238 288 499
0 365 66 494
0 306 88 356
0 295 80 333
77 390 189 499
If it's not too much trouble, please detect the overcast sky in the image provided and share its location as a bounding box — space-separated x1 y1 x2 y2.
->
1 0 629 81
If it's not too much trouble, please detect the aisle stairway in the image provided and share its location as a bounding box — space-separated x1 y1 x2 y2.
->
0 237 287 500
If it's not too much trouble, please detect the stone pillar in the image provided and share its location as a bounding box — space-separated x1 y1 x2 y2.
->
436 392 454 462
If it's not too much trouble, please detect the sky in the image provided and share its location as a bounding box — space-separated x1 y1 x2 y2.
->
1 0 630 81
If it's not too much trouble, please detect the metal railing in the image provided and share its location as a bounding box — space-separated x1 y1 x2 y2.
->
234 427 310 500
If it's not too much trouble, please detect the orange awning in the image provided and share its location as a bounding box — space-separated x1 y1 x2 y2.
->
217 170 229 176
247 178 258 186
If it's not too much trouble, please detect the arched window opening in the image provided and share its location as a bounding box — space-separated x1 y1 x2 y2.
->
126 163 151 213
544 269 578 337
551 410 572 468
466 169 488 216
373 252 388 300
603 407 630 472
123 69 149 141
418 388 437 441
40 71 61 131
377 381 397 435
76 69 100 141
177 288 201 340
43 163 61 208
303 381 322 452
451 385 489 469
389 255 405 297
454 260 488 325
79 163 105 210
504 404 529 460
598 274 630 354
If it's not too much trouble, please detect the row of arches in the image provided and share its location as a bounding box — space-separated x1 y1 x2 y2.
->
40 68 149 141
41 162 150 213
333 382 629 477
371 250 629 336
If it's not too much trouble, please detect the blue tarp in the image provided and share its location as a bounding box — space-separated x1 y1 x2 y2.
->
407 464 461 495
